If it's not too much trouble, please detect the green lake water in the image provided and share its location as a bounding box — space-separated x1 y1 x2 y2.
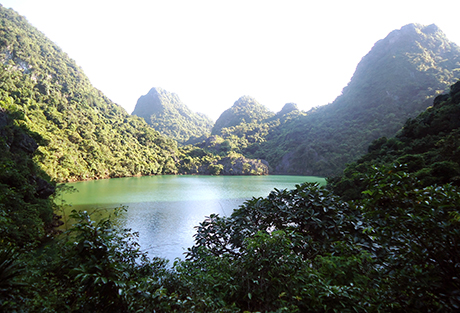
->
60 175 326 262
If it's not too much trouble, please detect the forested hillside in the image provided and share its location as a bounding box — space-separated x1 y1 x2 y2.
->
132 87 213 144
0 6 267 181
257 23 460 176
329 79 460 200
198 97 306 161
0 6 183 182
205 23 460 176
211 96 275 135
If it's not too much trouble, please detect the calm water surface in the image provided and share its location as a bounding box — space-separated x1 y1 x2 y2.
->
61 175 326 262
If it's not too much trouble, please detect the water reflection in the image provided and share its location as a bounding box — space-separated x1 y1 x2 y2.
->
62 175 325 261
121 198 245 261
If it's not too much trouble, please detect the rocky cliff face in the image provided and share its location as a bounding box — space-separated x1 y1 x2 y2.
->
132 87 213 144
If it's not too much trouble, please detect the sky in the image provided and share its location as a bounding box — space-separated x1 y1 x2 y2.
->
2 0 460 121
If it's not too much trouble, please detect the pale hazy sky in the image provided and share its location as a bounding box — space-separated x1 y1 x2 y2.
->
2 0 460 120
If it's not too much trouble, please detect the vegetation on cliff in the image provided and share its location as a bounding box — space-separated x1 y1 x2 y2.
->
0 6 183 182
211 96 275 135
198 98 305 164
0 108 55 248
263 24 460 176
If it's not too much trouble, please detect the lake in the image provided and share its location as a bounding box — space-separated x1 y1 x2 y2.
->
60 175 326 262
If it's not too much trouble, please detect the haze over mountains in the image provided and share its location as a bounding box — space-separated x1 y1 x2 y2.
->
134 23 460 176
0 2 459 180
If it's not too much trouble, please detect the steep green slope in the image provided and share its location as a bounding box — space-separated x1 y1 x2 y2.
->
329 80 460 200
132 87 213 144
248 24 460 176
0 5 184 182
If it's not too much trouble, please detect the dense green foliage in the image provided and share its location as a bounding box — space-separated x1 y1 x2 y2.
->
132 87 213 145
4 166 459 311
172 166 460 312
178 147 268 175
2 83 460 311
1 208 177 312
330 80 460 200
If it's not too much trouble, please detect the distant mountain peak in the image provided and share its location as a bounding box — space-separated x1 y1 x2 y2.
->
340 22 459 107
381 23 446 48
277 103 299 116
132 87 213 144
133 87 183 115
235 95 258 105
212 96 274 135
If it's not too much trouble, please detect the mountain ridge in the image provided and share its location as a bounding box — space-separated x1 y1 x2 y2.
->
209 23 460 176
0 6 268 182
3 7 459 181
329 79 460 200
